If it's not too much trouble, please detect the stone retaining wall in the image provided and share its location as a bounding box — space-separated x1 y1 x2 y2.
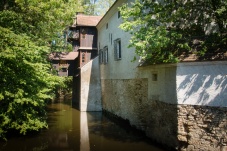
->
101 79 227 150
148 101 227 150
101 79 178 149
101 78 148 128
178 105 227 151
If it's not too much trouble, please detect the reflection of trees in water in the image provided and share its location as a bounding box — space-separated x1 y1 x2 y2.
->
48 133 69 149
32 142 48 151
87 111 148 142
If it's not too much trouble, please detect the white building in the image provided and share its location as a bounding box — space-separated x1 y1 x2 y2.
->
96 0 227 150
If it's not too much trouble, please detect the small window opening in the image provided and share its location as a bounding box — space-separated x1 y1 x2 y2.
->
61 68 67 72
82 52 86 63
114 38 121 60
152 73 158 81
118 11 121 18
99 49 103 64
60 60 67 65
81 28 86 38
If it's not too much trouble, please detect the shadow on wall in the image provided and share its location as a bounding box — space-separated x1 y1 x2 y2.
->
176 63 227 150
177 64 227 106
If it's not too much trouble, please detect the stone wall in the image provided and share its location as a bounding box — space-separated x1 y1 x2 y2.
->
101 79 227 151
101 79 179 149
101 78 148 129
144 100 178 149
178 105 227 151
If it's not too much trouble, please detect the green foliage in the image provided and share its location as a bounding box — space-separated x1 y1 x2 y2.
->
0 0 84 47
62 77 73 91
119 0 227 64
0 27 64 139
0 0 83 139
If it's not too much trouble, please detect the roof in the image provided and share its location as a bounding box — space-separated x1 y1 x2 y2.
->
49 52 79 60
73 14 102 27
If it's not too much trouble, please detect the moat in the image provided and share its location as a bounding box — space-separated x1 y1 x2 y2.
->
0 102 165 151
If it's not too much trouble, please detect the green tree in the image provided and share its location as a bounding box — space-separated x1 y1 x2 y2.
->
119 0 227 64
0 0 84 48
0 0 84 139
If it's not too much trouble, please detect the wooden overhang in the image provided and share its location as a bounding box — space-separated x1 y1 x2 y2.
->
71 14 102 27
49 52 79 61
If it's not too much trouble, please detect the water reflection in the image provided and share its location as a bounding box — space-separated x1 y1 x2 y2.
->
80 112 90 151
0 103 165 151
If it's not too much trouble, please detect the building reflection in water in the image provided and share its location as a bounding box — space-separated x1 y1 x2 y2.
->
80 112 90 151
0 103 164 151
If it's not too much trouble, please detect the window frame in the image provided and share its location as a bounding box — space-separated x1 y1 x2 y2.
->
114 38 122 61
103 46 108 64
99 49 103 64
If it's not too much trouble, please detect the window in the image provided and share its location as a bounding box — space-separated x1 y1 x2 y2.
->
82 52 86 63
81 28 86 38
99 49 103 64
60 60 67 65
73 30 79 39
109 33 113 45
114 38 121 60
61 68 67 72
103 46 108 64
109 33 110 42
152 73 158 81
118 11 121 18
106 23 108 29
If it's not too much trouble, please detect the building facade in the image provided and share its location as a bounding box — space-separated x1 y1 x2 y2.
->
69 13 102 111
49 52 79 76
97 0 227 150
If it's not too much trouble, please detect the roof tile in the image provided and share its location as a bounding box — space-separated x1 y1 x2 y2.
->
74 14 102 26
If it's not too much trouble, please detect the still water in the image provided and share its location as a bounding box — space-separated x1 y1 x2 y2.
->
0 103 165 151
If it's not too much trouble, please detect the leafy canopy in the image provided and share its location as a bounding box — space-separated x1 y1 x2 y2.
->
119 0 227 64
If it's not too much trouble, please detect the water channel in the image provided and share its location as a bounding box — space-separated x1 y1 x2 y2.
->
0 102 166 151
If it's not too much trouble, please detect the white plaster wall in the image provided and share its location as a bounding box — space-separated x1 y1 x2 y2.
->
97 0 227 108
137 64 177 104
97 0 139 80
80 56 102 111
177 61 227 106
97 0 178 105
